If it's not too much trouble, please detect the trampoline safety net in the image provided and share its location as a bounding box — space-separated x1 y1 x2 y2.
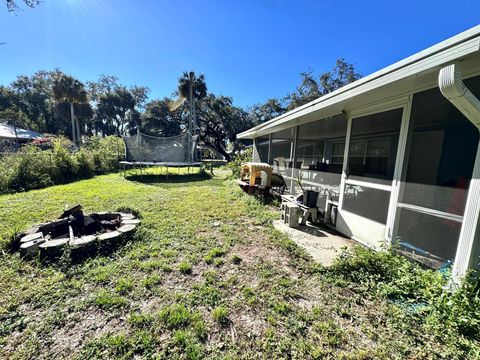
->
123 132 198 164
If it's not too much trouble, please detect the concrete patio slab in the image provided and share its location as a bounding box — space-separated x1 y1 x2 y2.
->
273 220 355 266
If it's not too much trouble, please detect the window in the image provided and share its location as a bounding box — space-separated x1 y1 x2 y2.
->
342 185 391 224
331 142 345 165
348 137 391 178
270 128 295 177
347 108 402 184
296 140 324 168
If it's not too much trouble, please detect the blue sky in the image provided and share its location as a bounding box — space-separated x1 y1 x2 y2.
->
0 0 479 108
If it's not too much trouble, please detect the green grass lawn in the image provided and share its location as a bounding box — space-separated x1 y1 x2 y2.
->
0 169 478 359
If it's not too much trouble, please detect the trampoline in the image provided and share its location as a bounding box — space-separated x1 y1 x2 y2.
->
120 132 202 175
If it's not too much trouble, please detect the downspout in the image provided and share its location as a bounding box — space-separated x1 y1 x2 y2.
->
439 64 480 126
438 63 480 282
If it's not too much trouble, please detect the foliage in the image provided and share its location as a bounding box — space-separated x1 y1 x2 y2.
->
84 135 123 174
88 75 149 136
327 245 480 350
52 73 91 143
285 59 362 110
249 58 362 124
0 136 123 193
140 98 183 137
248 98 286 125
196 94 252 161
0 71 149 139
177 71 207 103
4 0 39 12
226 147 253 177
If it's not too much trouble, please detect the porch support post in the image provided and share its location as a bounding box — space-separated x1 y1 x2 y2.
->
252 138 258 162
267 133 272 165
338 114 352 210
290 126 299 193
385 96 413 242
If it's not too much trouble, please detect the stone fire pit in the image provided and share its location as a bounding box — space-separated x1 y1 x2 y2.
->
17 205 140 257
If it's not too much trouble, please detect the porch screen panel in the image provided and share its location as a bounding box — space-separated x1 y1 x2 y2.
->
253 136 269 163
271 128 295 179
291 115 347 211
342 109 403 224
342 185 391 224
394 78 480 268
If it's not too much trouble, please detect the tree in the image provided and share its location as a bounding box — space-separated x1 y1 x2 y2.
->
87 75 120 103
249 98 286 125
286 59 362 110
140 98 183 137
52 74 90 144
176 71 207 139
9 70 61 133
4 0 39 12
0 85 30 139
196 94 252 161
96 87 139 136
87 75 149 136
177 71 207 103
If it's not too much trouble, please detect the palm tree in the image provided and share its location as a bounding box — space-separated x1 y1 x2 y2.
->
177 72 207 131
176 72 207 161
177 71 207 102
52 75 88 146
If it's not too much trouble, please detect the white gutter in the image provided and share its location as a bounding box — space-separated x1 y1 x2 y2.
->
439 64 480 127
439 63 480 282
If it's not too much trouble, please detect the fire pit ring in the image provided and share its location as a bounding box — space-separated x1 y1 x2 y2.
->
16 205 140 257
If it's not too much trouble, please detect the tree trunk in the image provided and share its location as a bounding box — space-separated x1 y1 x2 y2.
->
206 141 231 161
75 118 81 145
70 102 76 145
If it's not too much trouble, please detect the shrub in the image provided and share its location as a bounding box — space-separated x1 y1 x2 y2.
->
76 148 95 179
86 136 123 174
227 147 253 178
328 245 480 345
0 135 124 194
51 139 79 183
10 147 55 192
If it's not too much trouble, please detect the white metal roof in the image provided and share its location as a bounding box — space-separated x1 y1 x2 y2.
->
238 25 480 139
0 123 43 140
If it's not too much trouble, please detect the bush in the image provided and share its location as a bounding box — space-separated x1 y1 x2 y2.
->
0 135 124 194
85 136 123 174
8 147 55 192
227 147 253 178
52 139 79 183
327 245 480 348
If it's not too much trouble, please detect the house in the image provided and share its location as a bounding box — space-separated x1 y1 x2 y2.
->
0 123 43 151
237 25 480 280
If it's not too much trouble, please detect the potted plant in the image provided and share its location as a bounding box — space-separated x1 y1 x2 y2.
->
295 170 318 208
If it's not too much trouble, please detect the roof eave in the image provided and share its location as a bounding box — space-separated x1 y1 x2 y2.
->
238 25 480 139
